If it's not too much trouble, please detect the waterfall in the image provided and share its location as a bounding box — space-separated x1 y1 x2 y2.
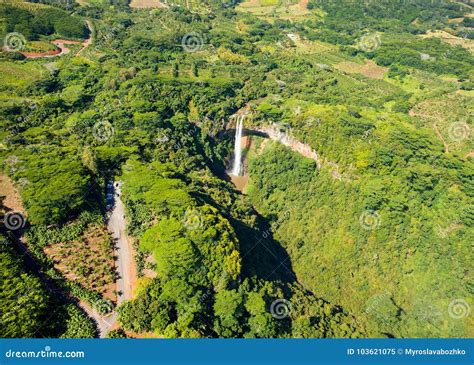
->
231 114 245 176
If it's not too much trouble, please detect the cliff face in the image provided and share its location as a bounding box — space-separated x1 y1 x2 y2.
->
225 117 348 181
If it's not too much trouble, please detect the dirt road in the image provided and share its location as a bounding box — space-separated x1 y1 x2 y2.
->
79 182 136 338
22 19 93 59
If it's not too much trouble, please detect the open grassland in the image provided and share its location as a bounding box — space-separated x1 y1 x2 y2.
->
237 0 311 21
129 0 211 11
419 30 474 53
24 40 58 53
0 0 51 12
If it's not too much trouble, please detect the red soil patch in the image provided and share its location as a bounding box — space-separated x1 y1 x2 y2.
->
52 40 81 45
230 175 249 192
464 151 474 160
21 49 61 58
239 0 260 7
433 123 449 154
142 254 157 279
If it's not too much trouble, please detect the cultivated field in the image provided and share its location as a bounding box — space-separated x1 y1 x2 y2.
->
334 60 388 80
44 223 117 302
237 0 311 21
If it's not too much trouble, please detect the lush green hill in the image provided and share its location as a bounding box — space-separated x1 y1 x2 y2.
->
0 1 88 43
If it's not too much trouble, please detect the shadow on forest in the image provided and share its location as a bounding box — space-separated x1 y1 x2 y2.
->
193 190 297 283
192 126 297 283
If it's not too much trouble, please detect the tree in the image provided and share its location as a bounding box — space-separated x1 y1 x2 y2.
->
0 246 49 337
214 289 245 337
173 63 179 78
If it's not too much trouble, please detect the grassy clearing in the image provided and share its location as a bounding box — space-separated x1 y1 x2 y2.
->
266 38 350 66
0 61 45 87
384 70 457 100
25 40 57 53
1 0 51 12
419 30 474 53
43 223 117 302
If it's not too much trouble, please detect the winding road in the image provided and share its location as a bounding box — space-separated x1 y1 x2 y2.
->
22 20 93 59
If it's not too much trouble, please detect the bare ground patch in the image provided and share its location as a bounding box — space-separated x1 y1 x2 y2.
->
410 92 473 155
0 174 24 213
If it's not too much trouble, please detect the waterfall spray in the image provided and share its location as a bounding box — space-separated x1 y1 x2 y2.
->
231 114 245 176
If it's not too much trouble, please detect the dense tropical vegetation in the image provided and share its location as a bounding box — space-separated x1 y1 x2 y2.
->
1 0 472 338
